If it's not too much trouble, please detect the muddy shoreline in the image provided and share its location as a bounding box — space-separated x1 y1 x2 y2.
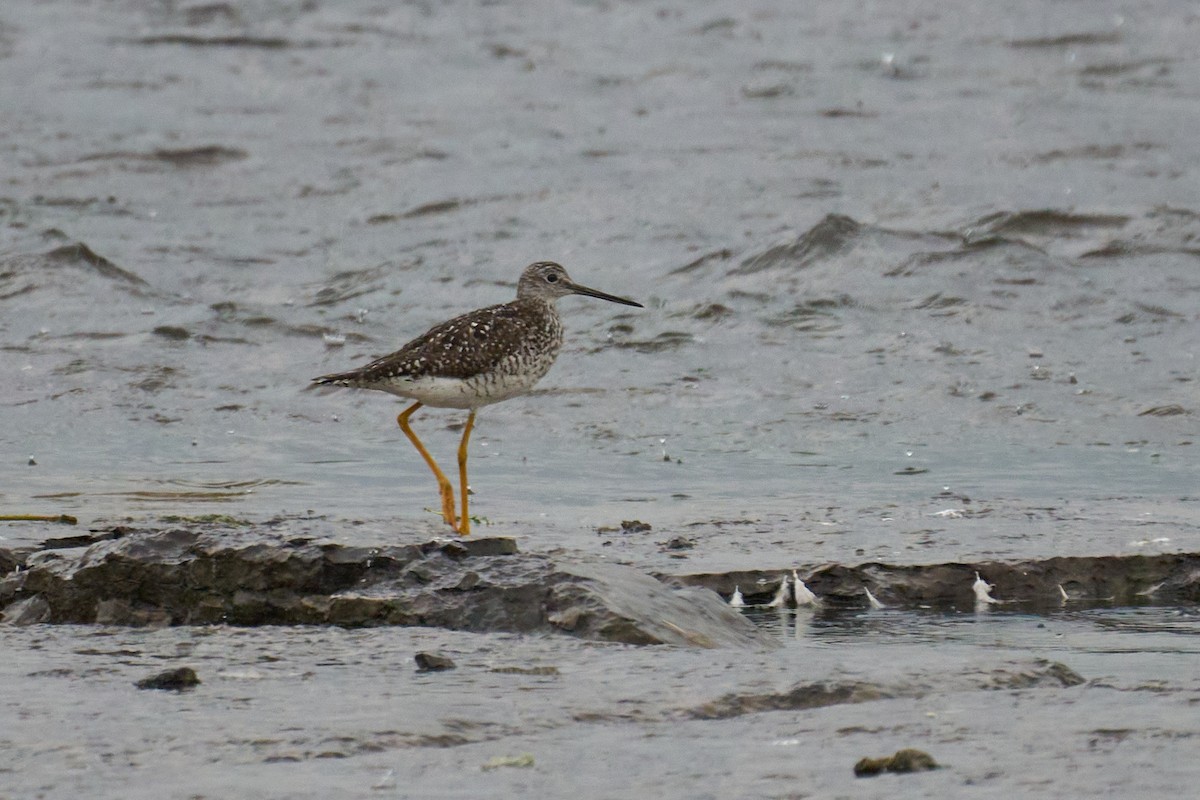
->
4 525 1196 635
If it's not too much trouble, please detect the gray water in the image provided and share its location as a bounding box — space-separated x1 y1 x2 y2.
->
2 0 1199 796
2 607 1198 798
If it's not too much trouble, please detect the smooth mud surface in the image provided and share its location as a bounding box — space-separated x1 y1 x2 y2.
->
3 609 1198 798
2 0 1199 797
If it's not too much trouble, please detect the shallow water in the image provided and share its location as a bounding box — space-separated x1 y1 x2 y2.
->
2 606 1198 798
4 0 1197 556
2 0 1199 795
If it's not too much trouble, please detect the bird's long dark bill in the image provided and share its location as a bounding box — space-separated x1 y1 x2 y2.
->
565 281 644 308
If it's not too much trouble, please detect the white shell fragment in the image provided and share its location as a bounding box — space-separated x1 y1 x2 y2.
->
729 586 745 608
864 587 885 609
791 570 817 606
766 577 789 608
973 571 1000 605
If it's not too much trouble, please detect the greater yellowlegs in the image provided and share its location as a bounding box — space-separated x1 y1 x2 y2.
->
313 261 643 535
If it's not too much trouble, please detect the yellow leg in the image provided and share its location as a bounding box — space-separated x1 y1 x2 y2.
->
396 402 458 531
456 410 477 536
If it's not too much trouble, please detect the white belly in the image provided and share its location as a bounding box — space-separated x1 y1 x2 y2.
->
376 369 546 410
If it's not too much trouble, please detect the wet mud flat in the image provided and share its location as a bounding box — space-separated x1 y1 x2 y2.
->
3 525 1200 631
4 0 1200 537
2 525 1200 798
3 0 1200 797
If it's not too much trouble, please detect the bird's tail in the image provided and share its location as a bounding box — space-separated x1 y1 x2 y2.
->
310 371 356 388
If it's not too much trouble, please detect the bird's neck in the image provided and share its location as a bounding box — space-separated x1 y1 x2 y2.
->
515 295 559 316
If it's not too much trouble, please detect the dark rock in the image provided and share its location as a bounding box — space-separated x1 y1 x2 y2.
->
1 594 51 625
21 525 1190 644
660 536 695 551
544 561 765 648
135 667 200 691
430 536 519 559
41 529 125 551
1 546 34 576
95 598 172 627
620 520 652 533
414 652 456 672
676 552 1200 610
0 527 770 648
152 325 191 340
0 569 29 608
854 748 939 777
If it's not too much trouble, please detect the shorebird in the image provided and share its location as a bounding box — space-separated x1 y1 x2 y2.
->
313 261 643 535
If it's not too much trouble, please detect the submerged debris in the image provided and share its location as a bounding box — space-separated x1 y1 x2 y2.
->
371 769 397 790
481 754 535 771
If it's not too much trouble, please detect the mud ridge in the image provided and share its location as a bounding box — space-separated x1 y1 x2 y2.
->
0 526 765 648
4 527 1198 639
674 553 1200 611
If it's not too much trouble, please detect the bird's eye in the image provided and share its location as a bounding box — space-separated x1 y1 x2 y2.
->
546 273 559 283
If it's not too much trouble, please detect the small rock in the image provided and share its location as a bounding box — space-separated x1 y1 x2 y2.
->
0 546 32 576
415 652 456 672
41 530 123 551
1 595 51 625
96 598 171 627
434 536 518 559
620 520 652 533
660 536 694 551
854 748 939 777
742 82 794 99
135 667 201 691
152 325 191 341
